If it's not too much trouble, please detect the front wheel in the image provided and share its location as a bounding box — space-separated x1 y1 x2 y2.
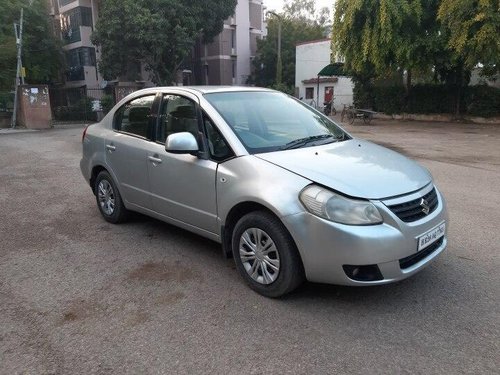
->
331 107 337 116
95 171 129 223
232 211 304 298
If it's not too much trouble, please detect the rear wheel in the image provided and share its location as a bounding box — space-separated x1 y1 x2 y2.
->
95 171 128 223
232 211 304 297
363 114 372 124
349 110 356 124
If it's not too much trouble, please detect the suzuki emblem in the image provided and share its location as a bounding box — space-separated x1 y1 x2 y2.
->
420 198 430 215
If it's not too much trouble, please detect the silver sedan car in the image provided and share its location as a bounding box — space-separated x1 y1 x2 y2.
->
81 87 448 297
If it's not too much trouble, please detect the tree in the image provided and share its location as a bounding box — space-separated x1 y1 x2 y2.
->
332 0 434 88
331 0 496 115
0 0 62 90
249 0 330 89
438 0 500 75
91 0 237 85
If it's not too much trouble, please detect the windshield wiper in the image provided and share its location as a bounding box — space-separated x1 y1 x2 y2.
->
279 134 337 150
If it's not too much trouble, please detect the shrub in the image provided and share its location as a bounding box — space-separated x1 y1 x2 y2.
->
354 82 500 117
464 85 500 117
101 94 115 114
372 85 406 114
0 92 14 112
54 97 97 121
406 85 457 114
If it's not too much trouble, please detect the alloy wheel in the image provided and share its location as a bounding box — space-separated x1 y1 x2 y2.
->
97 179 115 216
239 228 280 285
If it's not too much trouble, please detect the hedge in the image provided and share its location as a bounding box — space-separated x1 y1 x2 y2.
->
355 83 500 118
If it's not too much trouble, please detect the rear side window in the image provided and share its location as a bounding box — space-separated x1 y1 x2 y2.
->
114 95 155 138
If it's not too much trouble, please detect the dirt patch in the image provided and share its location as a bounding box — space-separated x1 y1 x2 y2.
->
59 299 104 325
126 311 152 327
127 262 197 283
157 291 185 305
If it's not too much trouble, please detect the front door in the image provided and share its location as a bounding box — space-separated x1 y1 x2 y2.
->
147 94 218 234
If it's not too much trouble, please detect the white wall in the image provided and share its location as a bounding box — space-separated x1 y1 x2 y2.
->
295 40 354 111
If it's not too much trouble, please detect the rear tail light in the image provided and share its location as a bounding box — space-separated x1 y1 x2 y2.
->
82 125 89 143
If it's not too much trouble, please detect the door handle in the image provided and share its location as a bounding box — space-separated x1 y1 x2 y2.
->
148 156 162 164
106 144 116 152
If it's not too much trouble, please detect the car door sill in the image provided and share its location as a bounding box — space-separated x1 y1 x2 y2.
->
127 203 221 243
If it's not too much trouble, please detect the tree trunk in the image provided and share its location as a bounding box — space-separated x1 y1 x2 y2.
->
454 63 463 118
404 69 412 113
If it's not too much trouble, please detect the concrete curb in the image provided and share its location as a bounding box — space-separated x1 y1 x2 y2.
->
374 113 500 125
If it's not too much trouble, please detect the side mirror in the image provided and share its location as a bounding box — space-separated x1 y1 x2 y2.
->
165 132 199 154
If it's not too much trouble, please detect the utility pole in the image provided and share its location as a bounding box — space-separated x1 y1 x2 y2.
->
267 11 282 85
11 8 24 128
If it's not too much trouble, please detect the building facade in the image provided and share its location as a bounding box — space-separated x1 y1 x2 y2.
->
190 0 266 86
295 39 353 111
49 0 103 88
49 0 265 89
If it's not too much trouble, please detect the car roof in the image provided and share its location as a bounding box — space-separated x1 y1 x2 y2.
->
185 86 274 94
135 86 274 95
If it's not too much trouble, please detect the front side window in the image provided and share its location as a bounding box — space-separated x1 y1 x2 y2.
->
114 95 155 138
204 91 349 154
203 113 233 161
157 95 199 144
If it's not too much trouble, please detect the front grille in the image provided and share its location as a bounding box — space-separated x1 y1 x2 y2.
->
387 188 438 222
399 237 444 269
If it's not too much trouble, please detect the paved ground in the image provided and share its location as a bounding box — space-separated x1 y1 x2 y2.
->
0 120 499 374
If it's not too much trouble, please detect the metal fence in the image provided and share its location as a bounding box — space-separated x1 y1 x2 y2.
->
49 86 116 123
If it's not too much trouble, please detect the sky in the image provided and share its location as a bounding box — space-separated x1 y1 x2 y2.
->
263 0 333 13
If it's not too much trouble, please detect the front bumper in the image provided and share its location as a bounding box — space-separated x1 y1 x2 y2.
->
282 187 448 285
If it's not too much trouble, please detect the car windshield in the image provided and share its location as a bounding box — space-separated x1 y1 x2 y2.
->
204 91 350 153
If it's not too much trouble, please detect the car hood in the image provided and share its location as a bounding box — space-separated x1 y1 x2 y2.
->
256 139 432 199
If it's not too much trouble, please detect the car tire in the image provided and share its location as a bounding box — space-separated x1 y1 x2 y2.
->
94 171 128 223
232 211 304 298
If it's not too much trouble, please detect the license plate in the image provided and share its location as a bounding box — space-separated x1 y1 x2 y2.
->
417 222 446 251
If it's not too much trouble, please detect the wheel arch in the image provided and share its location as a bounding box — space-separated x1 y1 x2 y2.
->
90 165 108 195
220 201 303 271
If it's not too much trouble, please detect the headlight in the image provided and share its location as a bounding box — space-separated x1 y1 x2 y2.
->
299 185 383 225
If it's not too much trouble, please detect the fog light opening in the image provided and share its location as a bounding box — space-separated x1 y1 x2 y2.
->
343 264 383 282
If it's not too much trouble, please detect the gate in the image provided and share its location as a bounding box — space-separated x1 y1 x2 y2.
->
49 86 116 123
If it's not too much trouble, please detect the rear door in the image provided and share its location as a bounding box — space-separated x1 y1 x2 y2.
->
105 94 156 209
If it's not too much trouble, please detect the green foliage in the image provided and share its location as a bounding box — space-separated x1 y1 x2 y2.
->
269 82 295 95
358 84 499 117
406 85 457 113
92 0 237 85
332 0 428 77
0 0 62 90
249 0 329 88
333 0 500 115
0 91 14 111
101 94 114 115
438 0 500 74
372 85 406 114
464 85 500 118
53 97 97 122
